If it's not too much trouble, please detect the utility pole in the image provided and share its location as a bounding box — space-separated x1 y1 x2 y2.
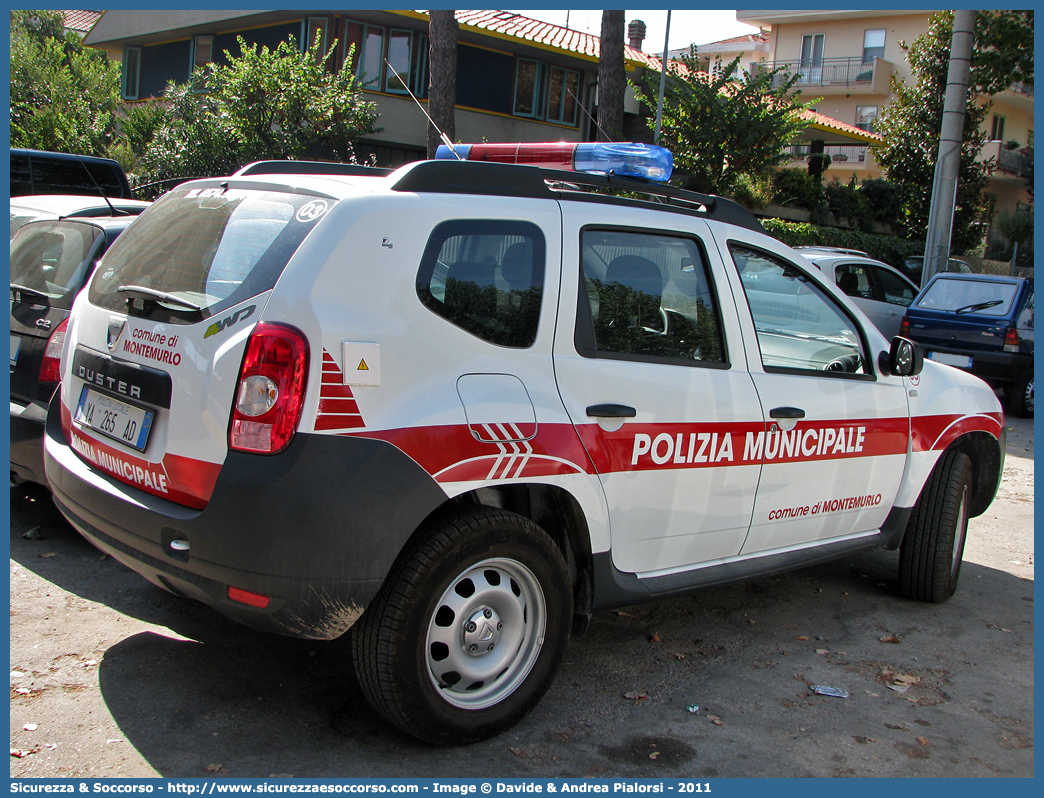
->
921 9 975 282
654 10 671 144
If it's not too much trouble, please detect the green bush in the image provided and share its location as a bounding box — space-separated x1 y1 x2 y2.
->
857 177 906 230
770 168 824 210
760 218 924 270
823 178 871 229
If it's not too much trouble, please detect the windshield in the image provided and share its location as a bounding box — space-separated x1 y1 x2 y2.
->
10 220 103 310
915 278 1018 316
88 186 331 322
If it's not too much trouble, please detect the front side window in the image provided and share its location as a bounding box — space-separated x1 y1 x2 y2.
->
834 263 873 300
869 266 915 307
731 244 868 375
578 229 725 364
417 221 545 348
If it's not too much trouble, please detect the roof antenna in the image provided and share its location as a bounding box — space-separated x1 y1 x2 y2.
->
568 87 612 142
74 154 127 215
384 58 462 159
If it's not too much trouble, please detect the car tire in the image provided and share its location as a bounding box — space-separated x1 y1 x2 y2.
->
1009 369 1034 418
898 450 972 603
352 505 571 745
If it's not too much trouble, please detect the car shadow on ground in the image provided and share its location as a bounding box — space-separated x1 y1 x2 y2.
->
88 550 1032 778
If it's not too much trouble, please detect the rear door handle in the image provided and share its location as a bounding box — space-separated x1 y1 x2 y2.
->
769 406 805 420
586 403 637 419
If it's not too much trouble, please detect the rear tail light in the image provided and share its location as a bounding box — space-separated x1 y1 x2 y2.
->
38 318 70 385
899 316 910 337
1004 326 1020 352
229 323 309 455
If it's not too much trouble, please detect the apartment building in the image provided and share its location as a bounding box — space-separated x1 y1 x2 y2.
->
737 9 1033 245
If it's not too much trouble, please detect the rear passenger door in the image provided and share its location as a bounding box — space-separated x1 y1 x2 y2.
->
553 204 765 575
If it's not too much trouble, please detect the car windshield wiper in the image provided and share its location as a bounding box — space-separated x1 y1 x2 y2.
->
117 285 203 313
955 299 1004 314
10 283 50 303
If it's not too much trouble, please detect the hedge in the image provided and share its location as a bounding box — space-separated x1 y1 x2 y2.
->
760 218 924 270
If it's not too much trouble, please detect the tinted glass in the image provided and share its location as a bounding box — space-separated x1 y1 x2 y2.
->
10 152 33 196
417 220 545 348
10 221 103 310
871 266 915 307
731 244 867 374
915 278 1018 316
29 155 123 197
580 229 724 363
89 187 330 322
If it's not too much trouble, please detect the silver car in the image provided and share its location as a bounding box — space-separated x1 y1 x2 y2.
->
795 247 920 339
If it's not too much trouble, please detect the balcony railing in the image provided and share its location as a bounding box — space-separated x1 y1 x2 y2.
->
786 144 869 164
1008 81 1034 98
755 57 885 89
997 146 1033 177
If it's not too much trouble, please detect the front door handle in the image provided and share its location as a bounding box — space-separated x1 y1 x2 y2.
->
769 406 805 420
586 403 637 419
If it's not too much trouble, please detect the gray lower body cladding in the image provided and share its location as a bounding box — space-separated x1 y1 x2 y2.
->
43 397 449 639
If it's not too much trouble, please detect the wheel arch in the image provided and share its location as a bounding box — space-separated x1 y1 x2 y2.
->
947 430 1005 518
411 483 595 620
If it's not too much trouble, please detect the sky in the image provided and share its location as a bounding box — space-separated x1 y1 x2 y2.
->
504 9 761 53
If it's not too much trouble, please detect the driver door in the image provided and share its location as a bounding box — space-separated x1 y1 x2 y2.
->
719 239 911 555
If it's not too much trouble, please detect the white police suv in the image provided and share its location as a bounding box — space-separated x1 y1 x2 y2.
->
43 143 1005 745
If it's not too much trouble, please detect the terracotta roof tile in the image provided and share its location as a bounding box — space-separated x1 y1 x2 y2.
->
62 9 101 33
800 109 883 142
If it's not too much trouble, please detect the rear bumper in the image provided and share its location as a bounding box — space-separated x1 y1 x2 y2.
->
11 400 48 485
43 394 449 639
922 346 1032 386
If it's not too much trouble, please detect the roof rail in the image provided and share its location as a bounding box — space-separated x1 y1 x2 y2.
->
235 161 395 178
391 161 764 233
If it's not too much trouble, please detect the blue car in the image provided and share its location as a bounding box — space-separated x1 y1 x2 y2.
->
901 272 1034 416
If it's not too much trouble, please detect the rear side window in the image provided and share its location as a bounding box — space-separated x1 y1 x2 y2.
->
577 228 725 364
28 155 125 198
915 278 1018 316
417 220 545 348
10 221 103 310
89 187 330 322
10 152 33 196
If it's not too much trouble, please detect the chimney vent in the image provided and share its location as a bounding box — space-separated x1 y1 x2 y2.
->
627 19 647 50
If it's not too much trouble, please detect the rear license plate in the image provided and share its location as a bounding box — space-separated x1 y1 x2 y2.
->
927 351 973 368
74 386 154 452
10 335 20 368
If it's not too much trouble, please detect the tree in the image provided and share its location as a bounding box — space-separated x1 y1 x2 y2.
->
138 35 380 190
10 10 122 156
875 11 1034 252
427 11 458 159
634 51 808 196
597 11 626 142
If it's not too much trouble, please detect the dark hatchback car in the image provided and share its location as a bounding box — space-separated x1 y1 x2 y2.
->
10 214 144 485
901 272 1034 416
10 148 134 200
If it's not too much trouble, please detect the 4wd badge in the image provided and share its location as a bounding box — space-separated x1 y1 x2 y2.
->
204 304 256 339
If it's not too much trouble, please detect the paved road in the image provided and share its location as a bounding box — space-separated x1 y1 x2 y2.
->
10 415 1033 779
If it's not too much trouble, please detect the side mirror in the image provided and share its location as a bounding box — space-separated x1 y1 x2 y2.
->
879 336 924 377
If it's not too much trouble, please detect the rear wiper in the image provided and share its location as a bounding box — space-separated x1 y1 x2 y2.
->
10 283 50 303
117 284 203 312
955 299 1003 314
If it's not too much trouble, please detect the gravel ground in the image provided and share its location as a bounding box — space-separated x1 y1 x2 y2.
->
9 414 1033 779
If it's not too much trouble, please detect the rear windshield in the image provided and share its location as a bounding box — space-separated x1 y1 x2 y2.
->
10 220 104 310
914 278 1019 316
88 187 330 322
